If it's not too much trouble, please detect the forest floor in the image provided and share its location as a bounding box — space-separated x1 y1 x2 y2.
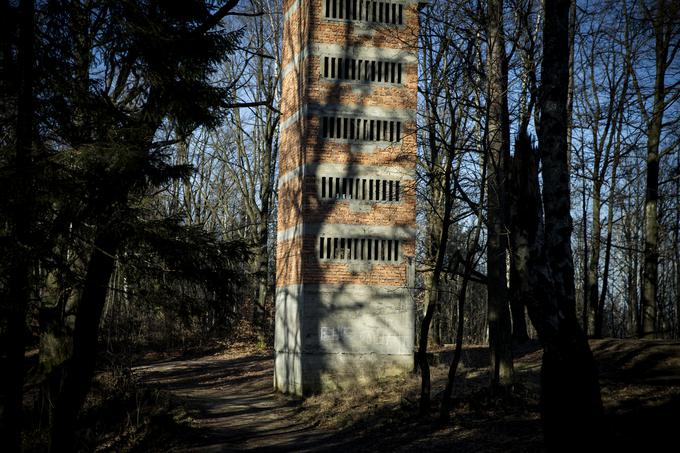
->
129 339 680 452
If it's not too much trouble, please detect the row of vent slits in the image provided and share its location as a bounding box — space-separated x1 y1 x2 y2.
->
320 176 400 202
325 0 403 25
319 237 400 261
322 117 401 142
323 57 403 84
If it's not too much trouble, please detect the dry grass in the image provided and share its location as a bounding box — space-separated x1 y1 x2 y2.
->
292 339 680 452
299 371 423 429
294 356 543 452
25 338 676 452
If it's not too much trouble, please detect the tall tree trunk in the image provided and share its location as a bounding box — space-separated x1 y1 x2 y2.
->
675 163 680 338
565 0 576 163
537 0 603 447
439 259 473 421
416 25 460 413
540 0 577 315
440 190 485 420
486 0 513 390
417 146 455 416
509 135 549 335
422 174 444 348
581 176 589 330
252 38 277 331
0 1 34 449
254 227 269 328
596 199 613 338
38 266 79 432
640 0 669 339
422 142 445 349
595 128 623 338
430 307 443 346
510 265 530 343
417 279 436 415
586 181 601 337
629 229 640 335
49 231 118 452
510 133 603 451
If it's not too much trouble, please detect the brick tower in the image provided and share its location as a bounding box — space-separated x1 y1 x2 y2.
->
275 0 420 395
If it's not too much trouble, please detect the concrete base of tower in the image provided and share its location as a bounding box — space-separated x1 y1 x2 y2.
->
274 283 415 396
275 351 413 395
274 351 303 395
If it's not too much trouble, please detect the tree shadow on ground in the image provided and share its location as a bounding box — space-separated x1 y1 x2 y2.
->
134 339 680 452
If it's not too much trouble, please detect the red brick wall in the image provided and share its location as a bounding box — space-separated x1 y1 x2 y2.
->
277 235 416 287
277 0 419 290
281 57 418 110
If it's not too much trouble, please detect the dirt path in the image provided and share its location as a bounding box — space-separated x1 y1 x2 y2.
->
134 340 680 452
135 349 342 452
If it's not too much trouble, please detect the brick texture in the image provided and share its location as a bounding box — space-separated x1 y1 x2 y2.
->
277 0 419 288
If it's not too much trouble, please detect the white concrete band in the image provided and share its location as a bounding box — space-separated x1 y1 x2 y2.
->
281 106 305 131
282 42 417 79
278 162 415 189
280 103 415 132
277 222 416 242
